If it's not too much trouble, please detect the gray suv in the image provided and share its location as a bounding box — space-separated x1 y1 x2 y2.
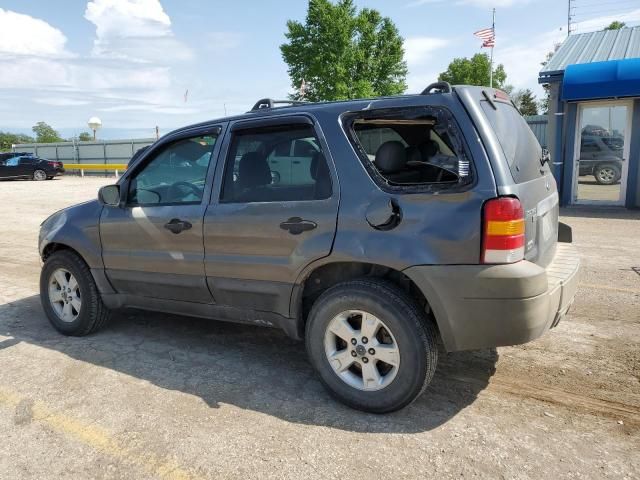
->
38 84 579 413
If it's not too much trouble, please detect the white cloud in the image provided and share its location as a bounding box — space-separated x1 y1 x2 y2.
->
404 37 450 65
404 36 450 93
0 8 72 58
84 0 192 62
572 8 640 34
34 97 90 107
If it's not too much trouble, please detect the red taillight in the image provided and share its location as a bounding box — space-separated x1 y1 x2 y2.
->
481 197 525 264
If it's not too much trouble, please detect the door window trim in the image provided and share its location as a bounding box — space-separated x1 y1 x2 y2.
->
216 115 335 204
118 124 225 208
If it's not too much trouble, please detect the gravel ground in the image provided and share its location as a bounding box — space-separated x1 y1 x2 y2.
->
0 176 638 479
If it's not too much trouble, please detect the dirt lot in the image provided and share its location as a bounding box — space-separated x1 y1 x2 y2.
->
0 176 638 479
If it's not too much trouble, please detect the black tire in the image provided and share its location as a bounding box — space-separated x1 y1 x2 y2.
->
594 163 621 185
305 278 438 413
40 250 110 336
33 169 47 181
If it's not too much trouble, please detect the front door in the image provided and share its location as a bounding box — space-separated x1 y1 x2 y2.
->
100 128 222 303
573 101 632 205
203 117 338 317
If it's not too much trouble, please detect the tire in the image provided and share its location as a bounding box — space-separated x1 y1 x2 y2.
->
40 250 110 336
594 164 621 185
305 278 438 413
33 169 47 181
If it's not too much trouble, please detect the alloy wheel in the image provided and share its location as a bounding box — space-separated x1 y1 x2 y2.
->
48 268 82 322
323 310 400 391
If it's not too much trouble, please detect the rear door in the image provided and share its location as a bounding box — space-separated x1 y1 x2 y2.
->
461 88 558 267
203 116 338 316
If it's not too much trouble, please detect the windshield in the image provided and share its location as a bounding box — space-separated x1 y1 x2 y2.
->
481 101 543 183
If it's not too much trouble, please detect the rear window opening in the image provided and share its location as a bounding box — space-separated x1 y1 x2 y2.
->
343 106 472 191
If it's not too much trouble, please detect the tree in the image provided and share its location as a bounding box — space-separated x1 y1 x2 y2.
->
32 122 63 143
515 89 538 116
438 53 507 89
605 21 625 30
0 131 35 151
78 132 93 141
280 0 407 102
539 43 561 114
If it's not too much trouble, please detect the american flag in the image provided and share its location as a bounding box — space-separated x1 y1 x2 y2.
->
474 27 495 48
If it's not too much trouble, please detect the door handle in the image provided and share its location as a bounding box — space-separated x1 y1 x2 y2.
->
164 218 192 234
279 217 317 235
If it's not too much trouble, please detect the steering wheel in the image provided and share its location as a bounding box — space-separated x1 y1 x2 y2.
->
166 181 203 202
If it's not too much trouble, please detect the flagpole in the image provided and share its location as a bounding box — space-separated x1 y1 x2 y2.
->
490 8 495 88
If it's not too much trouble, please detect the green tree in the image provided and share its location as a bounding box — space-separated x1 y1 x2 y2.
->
78 132 93 141
0 131 35 151
438 53 507 89
280 0 407 101
515 89 538 116
32 122 63 143
604 21 625 30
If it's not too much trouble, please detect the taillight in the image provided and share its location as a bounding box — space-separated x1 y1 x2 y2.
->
481 197 525 264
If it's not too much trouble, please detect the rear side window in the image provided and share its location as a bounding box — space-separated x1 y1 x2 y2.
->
221 124 332 203
481 101 542 183
344 106 472 192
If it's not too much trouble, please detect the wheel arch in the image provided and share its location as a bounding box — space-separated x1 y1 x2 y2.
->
291 261 438 340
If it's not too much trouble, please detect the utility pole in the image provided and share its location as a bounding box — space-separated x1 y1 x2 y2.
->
490 8 495 88
567 0 574 36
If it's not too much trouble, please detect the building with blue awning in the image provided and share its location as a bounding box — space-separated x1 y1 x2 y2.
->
539 27 640 208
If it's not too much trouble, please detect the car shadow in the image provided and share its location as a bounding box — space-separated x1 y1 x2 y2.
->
0 295 498 433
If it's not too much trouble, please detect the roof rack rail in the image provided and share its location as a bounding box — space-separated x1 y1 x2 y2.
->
421 81 452 95
250 98 309 111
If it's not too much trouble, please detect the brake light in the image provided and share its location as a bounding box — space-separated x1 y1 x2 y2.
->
481 197 525 264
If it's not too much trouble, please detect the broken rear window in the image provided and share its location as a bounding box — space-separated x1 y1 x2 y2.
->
343 106 472 192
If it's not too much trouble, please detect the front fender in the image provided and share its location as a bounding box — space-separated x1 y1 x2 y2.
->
39 200 104 268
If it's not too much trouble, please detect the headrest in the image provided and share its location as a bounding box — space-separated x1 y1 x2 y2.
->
238 151 271 189
375 141 407 174
418 140 440 159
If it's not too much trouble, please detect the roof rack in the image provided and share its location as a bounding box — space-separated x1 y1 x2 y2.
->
250 98 308 111
421 81 452 95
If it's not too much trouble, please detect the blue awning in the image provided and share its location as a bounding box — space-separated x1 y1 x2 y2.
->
562 58 640 101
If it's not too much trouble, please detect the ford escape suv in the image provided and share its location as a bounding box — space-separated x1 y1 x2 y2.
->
39 83 579 413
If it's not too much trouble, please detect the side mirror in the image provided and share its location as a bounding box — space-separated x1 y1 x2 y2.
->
541 148 551 166
98 184 121 206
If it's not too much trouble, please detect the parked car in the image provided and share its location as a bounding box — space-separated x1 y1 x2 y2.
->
0 151 33 162
38 84 579 413
578 134 624 185
0 155 64 180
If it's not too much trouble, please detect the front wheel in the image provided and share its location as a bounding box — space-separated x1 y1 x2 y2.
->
40 250 110 336
306 278 438 413
594 164 621 185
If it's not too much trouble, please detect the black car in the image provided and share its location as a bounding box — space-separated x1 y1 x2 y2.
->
0 155 64 180
578 135 624 185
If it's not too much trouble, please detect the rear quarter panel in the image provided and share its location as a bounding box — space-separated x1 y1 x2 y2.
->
304 95 498 274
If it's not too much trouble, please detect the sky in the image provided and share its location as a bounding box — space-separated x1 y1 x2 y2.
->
1 0 639 139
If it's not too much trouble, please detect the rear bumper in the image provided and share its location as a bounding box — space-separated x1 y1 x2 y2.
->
404 243 580 351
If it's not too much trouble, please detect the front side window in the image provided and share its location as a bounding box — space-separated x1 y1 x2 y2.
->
221 124 332 203
128 134 218 206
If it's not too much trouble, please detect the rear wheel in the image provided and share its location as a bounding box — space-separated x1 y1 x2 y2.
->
33 169 47 181
594 164 620 185
40 250 110 335
306 278 438 413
